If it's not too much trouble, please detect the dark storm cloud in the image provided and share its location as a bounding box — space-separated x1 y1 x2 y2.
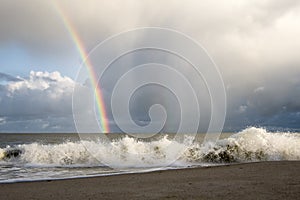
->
225 68 300 131
0 0 300 132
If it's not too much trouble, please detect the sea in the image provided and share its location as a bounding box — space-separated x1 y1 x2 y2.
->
0 127 299 183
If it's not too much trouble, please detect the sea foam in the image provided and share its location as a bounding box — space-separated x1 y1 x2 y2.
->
0 127 299 168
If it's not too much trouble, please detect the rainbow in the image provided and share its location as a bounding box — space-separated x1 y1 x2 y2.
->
52 2 110 133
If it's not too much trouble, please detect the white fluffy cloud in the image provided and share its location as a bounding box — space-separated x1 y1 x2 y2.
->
0 71 76 132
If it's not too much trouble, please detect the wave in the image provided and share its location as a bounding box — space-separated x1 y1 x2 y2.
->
0 127 299 168
184 127 300 163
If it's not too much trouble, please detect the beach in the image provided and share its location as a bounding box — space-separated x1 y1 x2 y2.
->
1 161 299 200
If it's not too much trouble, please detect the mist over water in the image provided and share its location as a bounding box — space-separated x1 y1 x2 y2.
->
0 127 299 183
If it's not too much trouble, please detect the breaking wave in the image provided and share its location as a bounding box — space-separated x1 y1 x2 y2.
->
0 127 299 168
184 127 300 163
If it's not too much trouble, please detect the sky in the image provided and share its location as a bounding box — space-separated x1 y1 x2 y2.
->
0 0 300 133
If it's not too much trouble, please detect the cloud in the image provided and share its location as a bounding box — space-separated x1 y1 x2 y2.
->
0 71 76 132
225 69 300 131
238 105 248 113
0 73 22 83
254 87 265 93
1 0 299 54
0 117 6 125
1 1 300 132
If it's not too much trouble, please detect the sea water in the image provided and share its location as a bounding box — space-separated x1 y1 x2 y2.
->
0 127 299 183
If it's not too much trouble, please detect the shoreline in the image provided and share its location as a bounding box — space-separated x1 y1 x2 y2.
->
1 161 299 199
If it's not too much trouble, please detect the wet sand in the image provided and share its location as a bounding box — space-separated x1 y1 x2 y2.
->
1 161 299 200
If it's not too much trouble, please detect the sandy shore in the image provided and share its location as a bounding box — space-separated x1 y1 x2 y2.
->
1 161 299 200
